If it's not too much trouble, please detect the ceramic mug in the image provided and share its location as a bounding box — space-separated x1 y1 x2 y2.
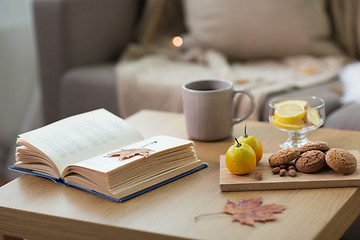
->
182 79 255 141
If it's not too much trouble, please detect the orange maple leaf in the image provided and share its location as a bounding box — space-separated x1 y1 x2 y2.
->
105 148 152 161
224 197 286 226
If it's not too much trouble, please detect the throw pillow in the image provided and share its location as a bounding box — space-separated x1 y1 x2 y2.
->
182 0 342 60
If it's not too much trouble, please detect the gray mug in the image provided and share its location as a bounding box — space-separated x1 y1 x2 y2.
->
182 79 255 141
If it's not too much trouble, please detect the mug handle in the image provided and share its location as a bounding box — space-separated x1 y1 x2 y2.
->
232 88 255 125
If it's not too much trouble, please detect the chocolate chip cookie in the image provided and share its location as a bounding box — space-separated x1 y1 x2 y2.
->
295 150 326 173
325 148 357 175
269 148 300 167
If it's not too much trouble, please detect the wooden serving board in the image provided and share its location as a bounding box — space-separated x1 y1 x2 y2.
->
220 150 360 192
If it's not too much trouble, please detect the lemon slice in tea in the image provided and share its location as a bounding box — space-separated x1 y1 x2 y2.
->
274 103 306 125
274 100 309 109
270 116 305 130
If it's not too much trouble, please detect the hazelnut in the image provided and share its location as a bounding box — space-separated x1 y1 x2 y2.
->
272 167 280 174
254 172 263 180
279 169 286 177
280 164 288 169
288 165 296 170
289 169 297 177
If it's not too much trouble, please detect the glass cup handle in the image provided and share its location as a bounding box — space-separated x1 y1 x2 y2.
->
232 88 255 125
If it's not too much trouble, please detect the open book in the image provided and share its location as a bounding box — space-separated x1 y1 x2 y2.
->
10 109 207 202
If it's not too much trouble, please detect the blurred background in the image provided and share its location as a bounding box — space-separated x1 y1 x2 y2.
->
0 0 43 181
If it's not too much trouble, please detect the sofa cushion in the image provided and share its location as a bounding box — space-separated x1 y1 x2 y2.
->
63 0 140 67
182 0 342 60
60 64 119 118
324 103 360 131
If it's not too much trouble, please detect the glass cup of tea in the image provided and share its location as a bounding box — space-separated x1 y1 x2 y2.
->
268 96 325 149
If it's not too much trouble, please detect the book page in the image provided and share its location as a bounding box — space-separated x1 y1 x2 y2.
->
18 109 143 174
65 135 195 174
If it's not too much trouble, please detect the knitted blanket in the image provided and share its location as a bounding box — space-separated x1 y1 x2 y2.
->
115 43 345 119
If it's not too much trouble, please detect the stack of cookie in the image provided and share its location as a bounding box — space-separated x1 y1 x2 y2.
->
269 141 357 175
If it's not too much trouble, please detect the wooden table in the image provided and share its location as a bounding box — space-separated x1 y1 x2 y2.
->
1 110 360 240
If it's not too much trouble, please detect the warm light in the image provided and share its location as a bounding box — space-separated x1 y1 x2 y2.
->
172 36 183 47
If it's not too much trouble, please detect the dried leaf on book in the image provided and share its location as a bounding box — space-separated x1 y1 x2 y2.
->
105 148 153 161
224 197 286 226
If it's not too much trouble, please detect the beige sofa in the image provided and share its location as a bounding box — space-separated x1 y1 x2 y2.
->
33 0 360 131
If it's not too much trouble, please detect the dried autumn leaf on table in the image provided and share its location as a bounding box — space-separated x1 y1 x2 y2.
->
224 197 286 226
105 148 152 161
